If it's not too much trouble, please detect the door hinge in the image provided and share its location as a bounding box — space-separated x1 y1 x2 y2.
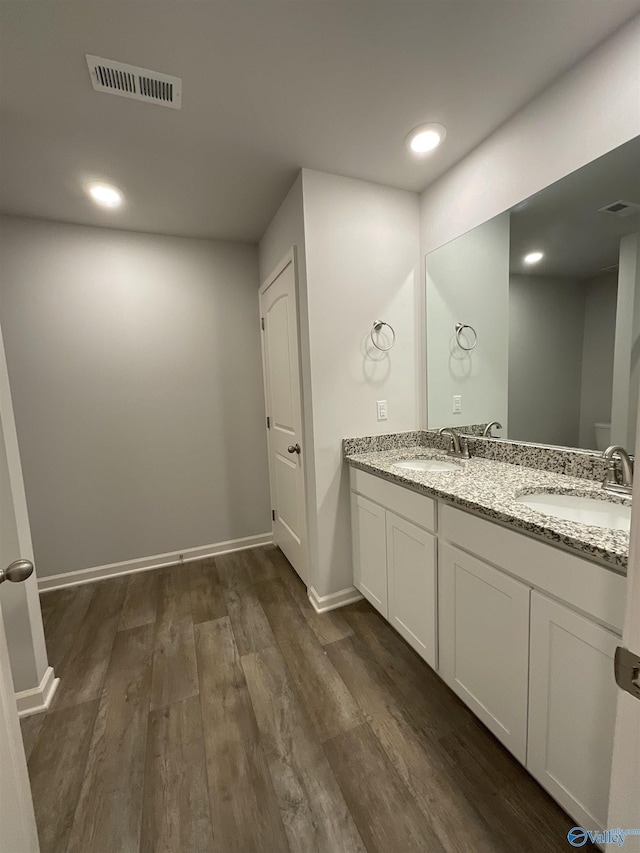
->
261 317 265 331
614 646 640 701
266 416 271 429
272 509 276 521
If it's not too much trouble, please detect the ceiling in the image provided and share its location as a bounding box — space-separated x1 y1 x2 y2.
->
510 136 640 279
1 2 639 243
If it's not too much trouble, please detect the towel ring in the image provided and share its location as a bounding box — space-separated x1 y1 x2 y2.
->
370 320 396 352
455 323 477 352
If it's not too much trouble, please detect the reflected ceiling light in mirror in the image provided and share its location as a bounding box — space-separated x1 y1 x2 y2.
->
524 251 544 265
87 182 123 209
406 123 446 156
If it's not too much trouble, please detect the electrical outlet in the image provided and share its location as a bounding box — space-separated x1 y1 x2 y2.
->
453 395 462 414
377 400 388 421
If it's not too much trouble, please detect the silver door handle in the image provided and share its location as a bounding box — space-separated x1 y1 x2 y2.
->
0 559 34 585
287 444 301 454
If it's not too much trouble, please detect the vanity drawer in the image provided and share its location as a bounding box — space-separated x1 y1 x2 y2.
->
350 467 436 533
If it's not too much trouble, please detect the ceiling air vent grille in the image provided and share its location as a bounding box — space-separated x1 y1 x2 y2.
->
85 55 181 109
598 199 640 218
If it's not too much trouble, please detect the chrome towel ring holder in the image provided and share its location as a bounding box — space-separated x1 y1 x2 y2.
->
370 320 396 352
455 322 477 352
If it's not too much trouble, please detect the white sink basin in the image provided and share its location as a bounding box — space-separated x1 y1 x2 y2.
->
393 459 460 474
516 492 631 532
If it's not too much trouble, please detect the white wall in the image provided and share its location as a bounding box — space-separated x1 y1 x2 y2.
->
426 213 509 430
301 169 421 597
509 275 585 447
579 272 618 449
0 216 271 578
419 17 640 257
259 174 306 285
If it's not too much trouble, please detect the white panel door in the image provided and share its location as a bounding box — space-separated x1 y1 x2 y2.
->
0 327 39 849
528 591 619 832
260 251 307 583
439 543 531 763
351 493 387 617
386 511 437 668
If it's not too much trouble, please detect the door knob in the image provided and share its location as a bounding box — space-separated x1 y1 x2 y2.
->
287 444 301 454
0 559 34 585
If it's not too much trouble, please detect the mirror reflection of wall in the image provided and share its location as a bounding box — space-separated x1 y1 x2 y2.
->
425 136 640 453
425 212 509 432
508 271 617 449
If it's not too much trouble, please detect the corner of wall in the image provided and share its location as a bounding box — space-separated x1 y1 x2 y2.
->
300 169 422 598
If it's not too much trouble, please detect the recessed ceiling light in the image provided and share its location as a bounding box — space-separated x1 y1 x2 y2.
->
406 123 446 156
524 251 544 265
87 182 123 209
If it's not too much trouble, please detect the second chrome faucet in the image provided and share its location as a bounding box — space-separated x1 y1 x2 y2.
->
602 445 634 496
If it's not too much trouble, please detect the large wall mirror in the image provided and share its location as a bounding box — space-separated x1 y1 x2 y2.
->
425 136 640 454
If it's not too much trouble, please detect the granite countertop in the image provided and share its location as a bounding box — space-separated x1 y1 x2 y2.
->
346 446 630 573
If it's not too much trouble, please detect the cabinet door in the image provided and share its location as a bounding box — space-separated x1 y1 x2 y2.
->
439 543 530 762
528 591 619 831
351 492 387 617
386 512 437 668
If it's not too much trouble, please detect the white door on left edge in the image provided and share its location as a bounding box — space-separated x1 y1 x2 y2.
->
260 250 308 583
0 324 40 851
0 596 38 852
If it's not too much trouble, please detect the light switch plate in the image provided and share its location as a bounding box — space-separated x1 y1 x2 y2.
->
453 395 462 414
377 400 388 421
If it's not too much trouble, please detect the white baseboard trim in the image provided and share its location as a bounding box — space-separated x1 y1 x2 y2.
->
308 585 363 614
16 666 59 718
37 533 274 592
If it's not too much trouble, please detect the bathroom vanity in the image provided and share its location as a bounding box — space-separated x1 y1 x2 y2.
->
346 444 628 835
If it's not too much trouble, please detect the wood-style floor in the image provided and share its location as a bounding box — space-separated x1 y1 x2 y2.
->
21 545 588 853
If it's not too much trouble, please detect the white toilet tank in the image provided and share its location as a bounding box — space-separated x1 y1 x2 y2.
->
594 422 611 451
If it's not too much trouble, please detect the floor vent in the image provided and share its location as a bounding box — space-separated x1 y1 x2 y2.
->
85 55 181 109
598 199 640 218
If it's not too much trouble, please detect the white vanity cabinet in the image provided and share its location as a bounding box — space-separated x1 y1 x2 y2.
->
386 511 437 666
351 492 388 617
348 465 628 833
528 591 620 831
439 543 531 763
350 468 438 668
439 504 625 832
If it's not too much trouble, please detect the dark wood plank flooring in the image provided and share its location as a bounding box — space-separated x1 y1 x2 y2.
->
22 545 589 852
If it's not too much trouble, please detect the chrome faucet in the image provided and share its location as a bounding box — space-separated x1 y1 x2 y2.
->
602 445 634 496
483 421 503 438
438 426 470 459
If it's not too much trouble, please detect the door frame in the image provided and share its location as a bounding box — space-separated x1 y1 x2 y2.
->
606 400 640 848
0 315 53 716
259 247 310 584
0 603 39 852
